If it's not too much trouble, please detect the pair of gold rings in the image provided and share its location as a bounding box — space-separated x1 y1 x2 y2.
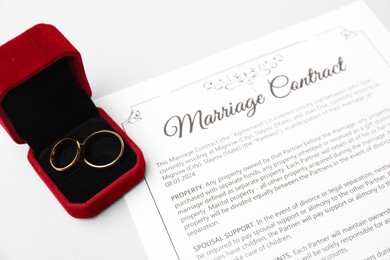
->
49 130 125 172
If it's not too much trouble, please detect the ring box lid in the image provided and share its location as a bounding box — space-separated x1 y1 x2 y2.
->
0 23 93 146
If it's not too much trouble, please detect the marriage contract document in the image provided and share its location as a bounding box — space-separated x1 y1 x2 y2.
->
96 2 390 259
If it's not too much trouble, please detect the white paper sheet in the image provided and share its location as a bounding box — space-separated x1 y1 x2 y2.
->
96 2 390 259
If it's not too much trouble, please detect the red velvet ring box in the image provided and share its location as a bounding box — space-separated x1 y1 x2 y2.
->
0 24 145 218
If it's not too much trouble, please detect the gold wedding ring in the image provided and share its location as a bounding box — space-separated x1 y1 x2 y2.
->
49 130 125 172
83 130 125 169
50 138 82 172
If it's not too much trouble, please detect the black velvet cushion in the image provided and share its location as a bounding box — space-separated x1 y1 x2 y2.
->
39 117 137 203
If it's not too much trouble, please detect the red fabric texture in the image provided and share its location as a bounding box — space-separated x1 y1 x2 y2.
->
0 24 145 218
